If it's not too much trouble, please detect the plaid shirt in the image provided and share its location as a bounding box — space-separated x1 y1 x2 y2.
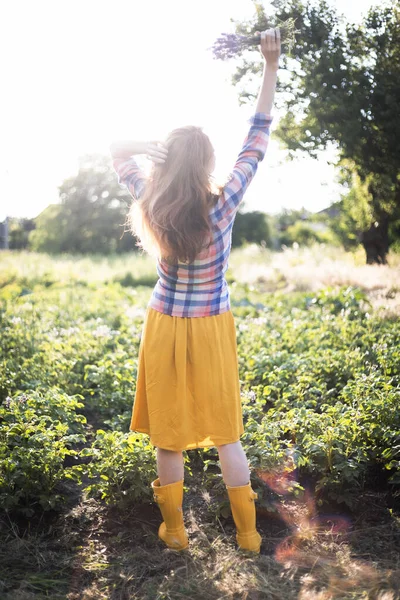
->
112 112 273 317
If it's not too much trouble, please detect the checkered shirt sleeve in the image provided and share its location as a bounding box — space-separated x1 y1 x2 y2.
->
216 112 273 222
112 156 146 200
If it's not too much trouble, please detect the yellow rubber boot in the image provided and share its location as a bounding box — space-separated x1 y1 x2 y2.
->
151 477 189 551
226 481 262 553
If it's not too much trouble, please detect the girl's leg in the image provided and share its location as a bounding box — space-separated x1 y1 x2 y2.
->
216 441 251 487
156 447 185 486
217 440 261 552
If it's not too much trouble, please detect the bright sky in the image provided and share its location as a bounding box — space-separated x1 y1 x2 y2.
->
0 0 377 221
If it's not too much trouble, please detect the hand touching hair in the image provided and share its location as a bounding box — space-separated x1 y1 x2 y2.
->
145 141 168 164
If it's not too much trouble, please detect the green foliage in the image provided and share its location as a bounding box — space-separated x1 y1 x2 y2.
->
29 154 137 254
79 430 157 506
330 161 396 262
269 208 337 247
339 168 375 233
29 205 66 254
389 219 400 251
306 286 370 317
327 200 360 251
0 390 86 516
282 221 332 246
83 350 138 422
112 272 159 287
232 210 273 248
272 208 310 231
230 284 400 506
0 284 137 403
8 217 35 250
1 253 399 514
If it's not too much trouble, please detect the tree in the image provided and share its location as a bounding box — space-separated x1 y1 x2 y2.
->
271 207 309 231
6 217 35 250
268 207 335 247
29 205 68 253
30 154 137 254
326 199 360 252
232 210 272 247
217 0 400 263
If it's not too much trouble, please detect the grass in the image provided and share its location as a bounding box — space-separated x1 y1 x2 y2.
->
1 244 400 599
0 250 157 288
3 243 400 317
1 482 399 599
228 244 400 317
2 242 399 293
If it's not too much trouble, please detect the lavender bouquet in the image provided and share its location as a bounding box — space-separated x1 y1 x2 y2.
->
210 18 299 60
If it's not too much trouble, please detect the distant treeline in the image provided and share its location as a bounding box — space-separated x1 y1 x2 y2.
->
4 153 400 261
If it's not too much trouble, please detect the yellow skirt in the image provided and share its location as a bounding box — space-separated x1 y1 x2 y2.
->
130 306 244 451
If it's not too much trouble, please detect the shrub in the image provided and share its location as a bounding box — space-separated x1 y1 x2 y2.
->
0 390 86 515
83 351 137 420
80 430 158 506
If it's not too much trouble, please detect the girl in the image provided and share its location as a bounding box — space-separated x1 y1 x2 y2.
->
110 29 280 554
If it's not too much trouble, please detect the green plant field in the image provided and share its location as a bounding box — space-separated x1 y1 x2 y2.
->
1 248 399 599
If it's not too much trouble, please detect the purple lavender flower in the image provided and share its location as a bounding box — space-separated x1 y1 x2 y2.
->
211 33 261 60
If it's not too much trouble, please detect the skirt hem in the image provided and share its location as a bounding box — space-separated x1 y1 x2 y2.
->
129 427 244 452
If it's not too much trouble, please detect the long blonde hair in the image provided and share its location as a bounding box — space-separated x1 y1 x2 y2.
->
126 126 223 264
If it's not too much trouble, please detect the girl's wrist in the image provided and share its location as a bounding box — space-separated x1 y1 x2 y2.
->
264 61 279 72
110 141 147 158
141 141 151 154
130 141 148 155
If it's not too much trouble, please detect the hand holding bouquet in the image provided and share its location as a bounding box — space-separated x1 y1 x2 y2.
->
211 18 298 61
258 28 281 70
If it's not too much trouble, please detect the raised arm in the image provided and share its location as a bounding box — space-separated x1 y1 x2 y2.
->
213 29 280 223
255 29 280 114
109 141 167 161
110 140 168 200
